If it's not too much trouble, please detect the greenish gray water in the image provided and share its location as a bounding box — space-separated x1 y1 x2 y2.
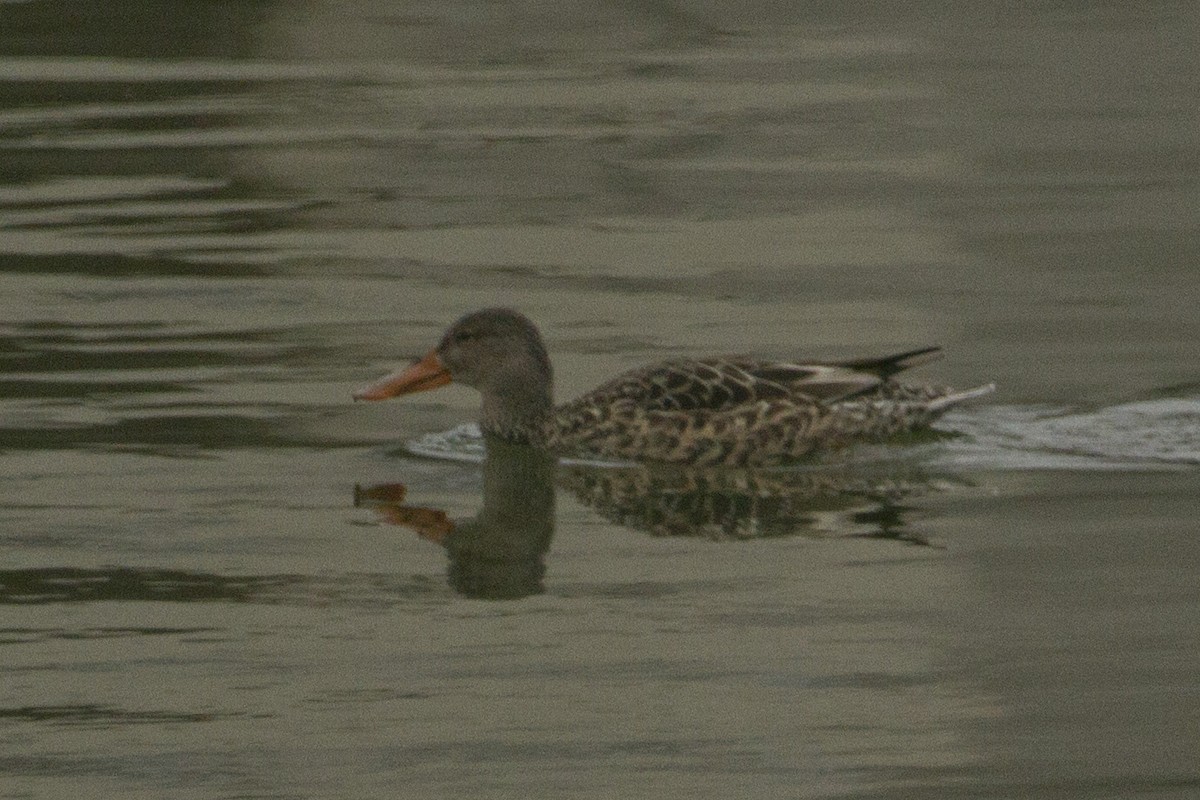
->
2 3 1198 798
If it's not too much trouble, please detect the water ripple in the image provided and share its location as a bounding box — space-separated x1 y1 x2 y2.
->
403 398 1200 471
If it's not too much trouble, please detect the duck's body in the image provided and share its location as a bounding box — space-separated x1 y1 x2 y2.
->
354 308 994 467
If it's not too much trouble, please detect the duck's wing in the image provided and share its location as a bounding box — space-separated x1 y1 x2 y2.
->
725 346 945 402
560 358 794 415
562 347 943 415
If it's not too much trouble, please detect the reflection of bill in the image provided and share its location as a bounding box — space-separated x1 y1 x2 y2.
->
354 483 454 543
356 437 556 601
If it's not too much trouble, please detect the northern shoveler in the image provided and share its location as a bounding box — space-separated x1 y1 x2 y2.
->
354 308 994 466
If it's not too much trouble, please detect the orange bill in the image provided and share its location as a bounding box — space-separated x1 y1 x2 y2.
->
353 349 451 401
378 506 455 543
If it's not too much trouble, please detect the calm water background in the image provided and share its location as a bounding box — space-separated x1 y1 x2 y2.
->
2 2 1199 798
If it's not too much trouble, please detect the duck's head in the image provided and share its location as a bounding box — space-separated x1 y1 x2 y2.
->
353 308 552 404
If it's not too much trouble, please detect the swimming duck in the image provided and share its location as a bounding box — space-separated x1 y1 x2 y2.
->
354 308 994 466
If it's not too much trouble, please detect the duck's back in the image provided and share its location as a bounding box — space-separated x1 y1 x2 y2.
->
558 347 943 414
545 348 987 467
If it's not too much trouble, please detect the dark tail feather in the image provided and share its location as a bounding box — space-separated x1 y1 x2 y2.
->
836 346 943 378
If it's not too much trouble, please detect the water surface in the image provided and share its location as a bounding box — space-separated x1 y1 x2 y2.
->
2 3 1198 798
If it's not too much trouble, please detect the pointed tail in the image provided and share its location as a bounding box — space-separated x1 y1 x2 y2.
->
837 346 943 378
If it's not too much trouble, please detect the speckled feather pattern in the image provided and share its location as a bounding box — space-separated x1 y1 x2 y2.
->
558 356 893 412
359 308 993 467
547 378 958 466
536 349 967 466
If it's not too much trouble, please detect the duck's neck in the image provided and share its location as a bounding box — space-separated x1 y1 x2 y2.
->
480 374 554 447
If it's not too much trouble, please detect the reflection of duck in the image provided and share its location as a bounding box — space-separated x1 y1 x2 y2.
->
354 308 994 467
557 463 942 544
356 437 555 600
360 437 945 581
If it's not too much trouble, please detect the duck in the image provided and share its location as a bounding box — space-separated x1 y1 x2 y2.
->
353 307 994 467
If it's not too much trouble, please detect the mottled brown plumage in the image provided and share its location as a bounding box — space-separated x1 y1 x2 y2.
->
354 308 994 466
